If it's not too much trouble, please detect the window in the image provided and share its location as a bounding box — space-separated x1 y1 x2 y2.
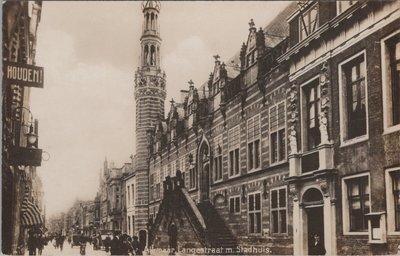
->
248 193 261 234
229 196 241 214
270 187 287 234
304 80 321 150
179 156 186 173
228 125 240 177
382 32 400 132
189 151 197 189
392 171 400 231
189 166 197 189
337 1 356 14
386 168 400 233
343 174 370 233
270 102 286 164
163 165 168 180
299 4 318 41
128 216 131 235
149 174 154 201
247 115 261 171
214 135 223 181
157 172 161 200
131 184 135 206
339 52 368 143
127 186 130 207
171 161 176 177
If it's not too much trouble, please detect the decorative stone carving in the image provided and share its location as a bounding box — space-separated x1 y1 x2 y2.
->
287 82 299 155
289 183 299 202
240 89 247 118
319 61 330 145
318 178 330 197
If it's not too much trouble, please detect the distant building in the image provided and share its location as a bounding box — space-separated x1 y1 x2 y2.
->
98 158 132 232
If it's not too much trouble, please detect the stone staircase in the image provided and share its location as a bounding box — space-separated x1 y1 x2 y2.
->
148 174 240 254
197 201 239 252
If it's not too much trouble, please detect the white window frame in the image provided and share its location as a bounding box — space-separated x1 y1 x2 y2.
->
385 167 400 235
247 114 261 172
270 186 288 235
300 75 321 152
269 101 287 166
213 135 223 182
337 1 356 15
341 172 371 235
381 30 400 134
131 184 135 207
338 50 369 147
298 3 319 41
189 150 197 190
189 166 197 190
171 161 176 177
229 195 241 214
127 185 130 208
228 125 241 178
248 192 262 234
163 165 168 180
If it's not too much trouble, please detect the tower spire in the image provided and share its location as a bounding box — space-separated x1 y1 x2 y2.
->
133 0 166 234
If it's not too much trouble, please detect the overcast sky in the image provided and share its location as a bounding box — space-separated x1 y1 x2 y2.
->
30 1 290 217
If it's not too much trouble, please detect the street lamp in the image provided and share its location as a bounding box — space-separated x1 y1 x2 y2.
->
26 123 38 148
9 106 42 167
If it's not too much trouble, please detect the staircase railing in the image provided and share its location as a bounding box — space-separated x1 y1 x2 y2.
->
148 172 209 248
148 199 166 246
179 187 209 247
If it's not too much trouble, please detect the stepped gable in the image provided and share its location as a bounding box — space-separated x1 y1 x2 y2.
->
228 2 297 64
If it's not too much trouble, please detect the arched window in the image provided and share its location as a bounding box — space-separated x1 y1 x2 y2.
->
146 13 149 29
157 46 160 65
150 45 156 66
144 45 149 66
151 13 154 30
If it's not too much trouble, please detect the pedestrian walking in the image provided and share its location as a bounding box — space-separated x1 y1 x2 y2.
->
131 236 142 256
110 233 121 256
27 232 37 256
37 234 44 255
168 222 178 255
105 234 111 253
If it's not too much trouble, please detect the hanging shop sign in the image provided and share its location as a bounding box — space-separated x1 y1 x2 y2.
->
3 61 44 88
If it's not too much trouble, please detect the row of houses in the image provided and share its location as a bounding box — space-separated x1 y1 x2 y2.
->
51 1 400 255
48 159 134 238
2 1 46 254
132 1 400 255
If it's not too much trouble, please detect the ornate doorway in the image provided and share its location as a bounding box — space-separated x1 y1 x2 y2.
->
198 135 210 202
302 188 325 255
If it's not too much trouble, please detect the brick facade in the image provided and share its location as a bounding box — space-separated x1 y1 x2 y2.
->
136 1 400 254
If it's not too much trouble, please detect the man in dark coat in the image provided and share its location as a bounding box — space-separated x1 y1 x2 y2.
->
131 236 142 255
104 234 111 253
110 234 120 256
168 223 178 255
309 234 326 255
27 232 37 255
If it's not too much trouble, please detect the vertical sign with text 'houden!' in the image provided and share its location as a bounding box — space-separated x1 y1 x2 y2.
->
3 61 44 88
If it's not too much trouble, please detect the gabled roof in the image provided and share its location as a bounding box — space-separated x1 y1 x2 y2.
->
228 2 297 63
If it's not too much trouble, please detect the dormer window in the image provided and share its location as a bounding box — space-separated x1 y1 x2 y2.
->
337 1 356 14
299 4 318 41
246 50 257 68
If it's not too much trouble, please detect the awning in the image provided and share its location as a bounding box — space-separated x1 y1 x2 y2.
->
21 184 43 226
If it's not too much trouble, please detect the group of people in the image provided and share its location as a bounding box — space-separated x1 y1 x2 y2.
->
102 233 143 256
51 233 66 250
27 232 47 255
